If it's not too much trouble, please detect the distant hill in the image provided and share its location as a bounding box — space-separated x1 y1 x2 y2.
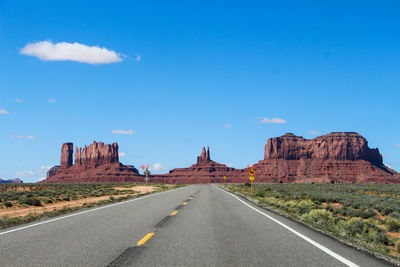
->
0 178 23 184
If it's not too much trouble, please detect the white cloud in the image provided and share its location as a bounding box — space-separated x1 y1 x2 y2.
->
136 54 141 61
309 131 320 135
149 163 168 174
14 98 24 103
396 143 400 147
10 135 36 140
20 41 123 64
0 109 9 114
47 98 56 103
257 117 287 124
111 130 134 135
224 124 232 128
14 166 52 182
119 152 127 157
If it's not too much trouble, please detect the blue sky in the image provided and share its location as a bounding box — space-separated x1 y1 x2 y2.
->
1 1 399 182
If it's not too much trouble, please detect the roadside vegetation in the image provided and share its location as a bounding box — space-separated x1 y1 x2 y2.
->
0 183 183 229
221 182 400 262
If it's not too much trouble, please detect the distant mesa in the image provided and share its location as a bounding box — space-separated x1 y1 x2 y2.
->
43 141 140 183
42 132 399 184
0 178 23 184
255 132 397 183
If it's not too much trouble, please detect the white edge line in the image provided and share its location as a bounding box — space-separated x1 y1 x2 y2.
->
0 186 188 236
216 186 359 267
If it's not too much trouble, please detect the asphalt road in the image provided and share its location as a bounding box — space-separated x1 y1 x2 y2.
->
0 184 394 267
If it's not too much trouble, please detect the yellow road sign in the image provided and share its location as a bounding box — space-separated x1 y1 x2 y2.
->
249 176 254 181
248 167 255 176
223 176 227 179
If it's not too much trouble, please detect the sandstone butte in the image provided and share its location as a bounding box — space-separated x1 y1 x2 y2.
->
42 132 399 184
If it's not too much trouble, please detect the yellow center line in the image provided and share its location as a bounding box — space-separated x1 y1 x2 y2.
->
183 202 188 205
188 197 193 199
137 232 155 246
171 210 178 216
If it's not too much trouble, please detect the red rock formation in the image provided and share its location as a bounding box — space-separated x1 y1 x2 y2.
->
41 133 399 184
264 132 382 164
249 132 397 183
74 141 119 168
42 141 141 183
161 146 238 183
60 143 73 168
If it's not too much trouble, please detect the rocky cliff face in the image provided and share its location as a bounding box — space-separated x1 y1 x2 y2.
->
253 132 396 183
197 147 211 165
60 143 73 168
264 132 383 165
74 141 119 168
42 133 398 184
43 141 139 183
164 146 238 183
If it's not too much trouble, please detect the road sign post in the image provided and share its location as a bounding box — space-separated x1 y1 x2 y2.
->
142 164 150 193
248 166 255 195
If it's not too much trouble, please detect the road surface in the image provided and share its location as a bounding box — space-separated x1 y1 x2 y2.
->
0 184 393 266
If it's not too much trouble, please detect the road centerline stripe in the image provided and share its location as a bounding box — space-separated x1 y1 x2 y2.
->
216 186 359 267
183 202 188 205
137 232 155 246
171 211 178 216
0 186 189 236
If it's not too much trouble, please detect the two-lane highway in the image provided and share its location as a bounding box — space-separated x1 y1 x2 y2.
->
0 184 393 266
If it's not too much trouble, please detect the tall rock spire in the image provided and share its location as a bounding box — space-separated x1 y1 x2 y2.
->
197 146 212 165
60 143 73 168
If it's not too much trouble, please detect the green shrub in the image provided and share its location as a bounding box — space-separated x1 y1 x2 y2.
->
389 212 400 220
244 183 251 187
385 217 400 231
347 217 365 235
22 198 42 206
255 191 265 197
301 209 335 228
362 209 376 219
297 200 314 214
284 200 297 209
4 201 12 208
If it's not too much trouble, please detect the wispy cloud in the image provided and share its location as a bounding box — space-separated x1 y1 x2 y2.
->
47 98 56 103
10 135 36 140
111 130 134 135
119 152 127 157
224 124 232 128
136 54 141 61
396 143 400 147
0 109 9 114
309 131 320 135
256 117 287 124
14 166 51 182
149 163 168 173
14 98 24 103
20 41 123 64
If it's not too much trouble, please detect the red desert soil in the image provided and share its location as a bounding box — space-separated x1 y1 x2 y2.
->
322 202 343 209
0 194 135 218
113 185 156 193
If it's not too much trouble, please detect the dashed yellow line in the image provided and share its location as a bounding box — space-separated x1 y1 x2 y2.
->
171 210 179 216
137 232 155 246
183 202 188 205
188 197 193 199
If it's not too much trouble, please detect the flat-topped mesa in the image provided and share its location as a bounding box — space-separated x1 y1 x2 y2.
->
196 146 211 165
264 132 383 165
60 143 73 168
75 141 119 167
